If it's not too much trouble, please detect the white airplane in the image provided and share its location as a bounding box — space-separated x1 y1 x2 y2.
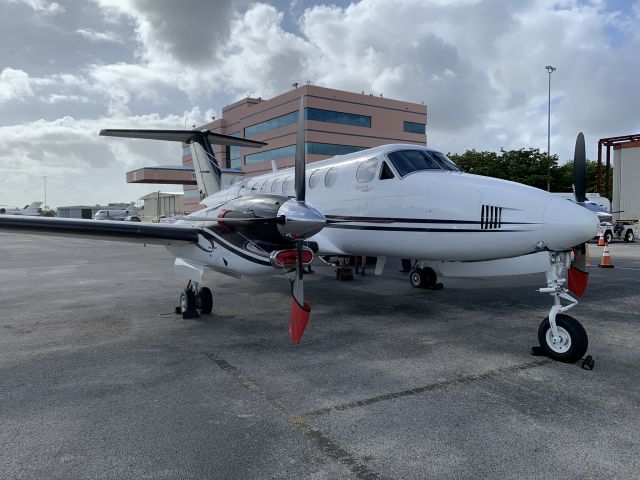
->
0 100 599 363
0 201 43 216
94 202 138 220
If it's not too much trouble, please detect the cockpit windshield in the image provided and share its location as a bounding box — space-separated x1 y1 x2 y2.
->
387 149 460 177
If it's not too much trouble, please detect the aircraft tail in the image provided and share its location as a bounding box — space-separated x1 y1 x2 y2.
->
22 202 43 215
100 129 266 199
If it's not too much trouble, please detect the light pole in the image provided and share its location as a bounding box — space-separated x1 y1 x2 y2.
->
43 175 47 210
545 65 556 191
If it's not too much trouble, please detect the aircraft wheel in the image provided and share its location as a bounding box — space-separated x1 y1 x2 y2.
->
409 268 425 288
180 289 197 316
197 287 213 314
537 314 588 363
410 267 436 289
624 230 634 242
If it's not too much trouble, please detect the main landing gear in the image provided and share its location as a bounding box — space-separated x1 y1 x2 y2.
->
409 264 443 290
176 280 213 319
536 251 589 363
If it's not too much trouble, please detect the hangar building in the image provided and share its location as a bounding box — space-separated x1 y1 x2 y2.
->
598 134 640 221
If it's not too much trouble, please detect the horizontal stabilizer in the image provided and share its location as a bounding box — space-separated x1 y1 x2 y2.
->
100 129 266 148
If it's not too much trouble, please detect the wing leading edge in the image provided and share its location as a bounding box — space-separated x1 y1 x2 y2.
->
0 215 199 245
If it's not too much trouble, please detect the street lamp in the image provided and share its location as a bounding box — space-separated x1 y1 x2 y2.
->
43 175 47 210
545 65 556 191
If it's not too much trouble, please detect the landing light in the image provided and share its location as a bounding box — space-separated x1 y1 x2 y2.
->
270 248 314 268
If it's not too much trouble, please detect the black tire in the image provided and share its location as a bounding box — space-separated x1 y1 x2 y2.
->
421 267 437 288
180 289 196 315
604 230 613 244
537 314 588 363
409 267 436 289
197 287 213 314
409 268 429 288
624 230 634 242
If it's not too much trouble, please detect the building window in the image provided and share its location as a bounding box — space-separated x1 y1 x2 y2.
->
305 108 371 128
229 131 241 168
245 145 296 165
245 111 299 137
183 189 201 198
403 121 426 134
182 145 192 156
305 142 365 156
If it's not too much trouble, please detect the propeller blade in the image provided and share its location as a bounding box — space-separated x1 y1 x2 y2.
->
289 240 310 344
573 132 587 203
294 97 306 202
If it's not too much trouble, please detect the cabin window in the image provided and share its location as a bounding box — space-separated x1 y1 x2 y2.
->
309 169 324 189
271 177 284 194
261 178 274 193
283 175 294 195
380 161 395 180
325 167 338 187
356 158 377 183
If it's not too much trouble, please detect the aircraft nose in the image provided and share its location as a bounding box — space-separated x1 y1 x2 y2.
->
542 197 600 251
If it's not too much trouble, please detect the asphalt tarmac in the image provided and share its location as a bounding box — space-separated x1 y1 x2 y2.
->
1 234 639 479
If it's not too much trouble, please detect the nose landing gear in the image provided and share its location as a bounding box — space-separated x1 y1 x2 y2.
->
536 252 589 363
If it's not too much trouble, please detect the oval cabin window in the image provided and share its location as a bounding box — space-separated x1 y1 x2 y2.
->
271 177 284 194
283 176 294 195
309 169 324 189
356 158 378 183
325 167 338 188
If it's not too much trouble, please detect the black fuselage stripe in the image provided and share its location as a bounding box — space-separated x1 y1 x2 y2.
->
326 224 529 233
324 215 536 225
198 229 272 266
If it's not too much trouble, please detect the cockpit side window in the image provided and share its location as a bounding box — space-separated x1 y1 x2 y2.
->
379 161 395 180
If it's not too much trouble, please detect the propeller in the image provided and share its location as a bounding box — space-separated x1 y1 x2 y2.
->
568 132 590 297
280 97 326 344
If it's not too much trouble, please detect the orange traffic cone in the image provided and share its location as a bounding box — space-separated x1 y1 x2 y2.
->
597 231 605 246
598 243 614 268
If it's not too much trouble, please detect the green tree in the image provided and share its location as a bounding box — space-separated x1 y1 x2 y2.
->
449 148 557 190
448 149 611 197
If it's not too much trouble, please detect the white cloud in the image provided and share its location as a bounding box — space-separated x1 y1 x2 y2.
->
3 0 64 14
0 68 34 102
76 28 123 43
2 0 640 208
0 108 212 207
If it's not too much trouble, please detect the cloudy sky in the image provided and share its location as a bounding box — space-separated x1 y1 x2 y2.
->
1 0 638 208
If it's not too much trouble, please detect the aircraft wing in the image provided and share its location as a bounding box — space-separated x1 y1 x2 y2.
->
0 215 199 245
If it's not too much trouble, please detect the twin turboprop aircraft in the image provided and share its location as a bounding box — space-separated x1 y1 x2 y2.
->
0 99 600 362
